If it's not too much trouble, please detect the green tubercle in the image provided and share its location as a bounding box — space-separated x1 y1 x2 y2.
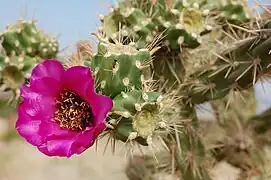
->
86 40 152 98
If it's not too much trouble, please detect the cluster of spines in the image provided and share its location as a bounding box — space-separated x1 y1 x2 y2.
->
181 21 271 105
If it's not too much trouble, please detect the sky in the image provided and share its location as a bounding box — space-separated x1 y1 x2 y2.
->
0 0 271 114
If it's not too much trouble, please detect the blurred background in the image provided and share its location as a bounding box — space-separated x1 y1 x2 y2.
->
0 0 270 180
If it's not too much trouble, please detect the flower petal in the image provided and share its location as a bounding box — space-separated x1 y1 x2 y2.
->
20 84 35 99
70 123 106 155
38 138 76 157
16 104 43 146
39 121 77 139
30 60 65 84
87 92 113 125
30 77 62 97
62 66 94 100
22 95 56 120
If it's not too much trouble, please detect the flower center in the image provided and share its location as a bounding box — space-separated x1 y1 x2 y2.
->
54 88 93 131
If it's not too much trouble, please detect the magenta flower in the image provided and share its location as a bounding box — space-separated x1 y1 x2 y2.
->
16 60 113 157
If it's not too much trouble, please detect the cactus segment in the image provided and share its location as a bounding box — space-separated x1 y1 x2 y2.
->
86 41 151 98
0 19 58 59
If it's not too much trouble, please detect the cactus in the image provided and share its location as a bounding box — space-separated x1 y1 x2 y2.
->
94 1 271 180
0 19 58 59
219 0 251 23
85 39 152 98
0 1 270 180
0 55 40 90
0 18 59 100
99 0 213 50
83 39 182 149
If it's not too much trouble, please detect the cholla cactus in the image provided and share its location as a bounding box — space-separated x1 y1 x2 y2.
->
1 19 58 58
82 36 182 153
0 18 59 104
1 1 271 180
95 1 271 180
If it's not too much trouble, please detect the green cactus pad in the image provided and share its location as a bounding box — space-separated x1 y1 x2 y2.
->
0 19 58 59
219 1 250 23
184 25 271 104
87 41 151 98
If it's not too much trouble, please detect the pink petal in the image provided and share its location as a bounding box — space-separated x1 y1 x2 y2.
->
30 77 63 97
30 60 65 84
16 104 43 146
20 84 36 99
39 121 77 139
16 121 43 146
87 92 113 125
21 95 56 120
92 123 107 139
70 123 107 155
38 138 76 157
62 66 95 101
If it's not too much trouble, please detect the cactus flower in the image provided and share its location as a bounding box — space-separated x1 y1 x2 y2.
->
15 60 113 157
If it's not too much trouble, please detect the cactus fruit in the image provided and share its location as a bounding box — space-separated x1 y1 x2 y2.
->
109 90 164 145
0 19 58 59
